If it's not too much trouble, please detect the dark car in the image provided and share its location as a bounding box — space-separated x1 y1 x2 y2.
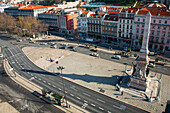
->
59 46 67 49
90 49 97 52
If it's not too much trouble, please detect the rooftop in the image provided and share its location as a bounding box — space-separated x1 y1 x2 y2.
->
19 5 54 10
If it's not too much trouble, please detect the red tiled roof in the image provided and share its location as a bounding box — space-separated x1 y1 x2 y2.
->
77 8 85 11
19 5 54 10
137 8 170 16
121 8 138 13
104 15 118 21
89 14 104 18
94 8 98 11
107 11 120 14
82 11 89 15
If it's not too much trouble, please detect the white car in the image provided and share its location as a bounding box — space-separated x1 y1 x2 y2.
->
40 42 47 45
90 53 99 57
112 55 121 59
148 63 155 68
61 43 68 46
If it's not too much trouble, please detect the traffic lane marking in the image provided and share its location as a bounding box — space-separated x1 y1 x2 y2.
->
97 98 105 103
82 92 91 97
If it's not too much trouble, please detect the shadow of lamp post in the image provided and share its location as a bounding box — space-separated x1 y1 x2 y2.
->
57 66 68 107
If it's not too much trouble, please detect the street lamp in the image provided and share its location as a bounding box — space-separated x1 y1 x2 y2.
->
57 66 68 107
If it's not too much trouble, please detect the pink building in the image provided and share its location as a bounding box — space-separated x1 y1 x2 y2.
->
133 3 170 53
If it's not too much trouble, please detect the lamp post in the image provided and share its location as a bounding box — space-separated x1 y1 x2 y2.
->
57 66 68 107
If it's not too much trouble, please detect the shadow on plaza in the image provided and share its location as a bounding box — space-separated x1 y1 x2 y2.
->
21 69 120 85
61 73 120 85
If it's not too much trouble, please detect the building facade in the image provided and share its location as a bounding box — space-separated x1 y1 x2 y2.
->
134 7 170 52
77 11 94 39
101 11 119 44
118 8 138 48
87 13 104 41
38 8 80 36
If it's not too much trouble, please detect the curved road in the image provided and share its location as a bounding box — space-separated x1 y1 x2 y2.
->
0 39 148 113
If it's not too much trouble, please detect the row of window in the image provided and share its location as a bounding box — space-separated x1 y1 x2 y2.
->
119 34 132 39
119 24 133 29
151 25 168 30
88 20 100 24
119 29 133 33
119 19 133 23
102 22 117 26
102 27 117 31
137 18 168 24
103 32 117 36
88 27 101 32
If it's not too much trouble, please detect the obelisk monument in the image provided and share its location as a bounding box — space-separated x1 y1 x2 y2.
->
128 12 151 91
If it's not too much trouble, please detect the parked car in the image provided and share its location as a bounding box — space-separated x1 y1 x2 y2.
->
90 49 97 52
68 46 74 49
148 63 155 68
112 55 121 59
51 44 57 48
59 46 67 49
90 53 99 57
29 41 35 43
70 48 76 51
61 43 68 46
16 39 22 42
40 42 47 45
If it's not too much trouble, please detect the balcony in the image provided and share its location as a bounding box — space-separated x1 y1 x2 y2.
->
102 25 117 27
87 23 101 25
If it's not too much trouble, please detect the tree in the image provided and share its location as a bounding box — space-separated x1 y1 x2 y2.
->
0 14 48 38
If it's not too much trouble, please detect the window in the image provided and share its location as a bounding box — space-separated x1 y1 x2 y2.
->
151 30 154 35
127 25 129 29
158 26 160 29
123 20 125 23
127 20 129 23
138 18 140 21
141 30 144 34
136 29 139 33
153 20 156 23
163 26 166 30
156 38 159 42
162 31 166 36
142 24 144 28
130 25 132 29
167 39 170 44
159 20 161 23
161 38 164 44
143 19 145 22
152 25 155 29
137 24 139 27
157 31 160 36
165 20 167 24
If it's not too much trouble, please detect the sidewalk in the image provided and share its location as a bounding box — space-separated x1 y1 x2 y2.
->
4 59 89 113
